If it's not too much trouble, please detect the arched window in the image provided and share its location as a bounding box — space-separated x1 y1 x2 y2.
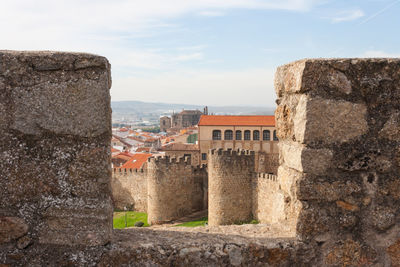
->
263 130 270 141
212 130 221 140
273 130 279 141
224 130 233 140
235 130 242 140
253 130 260 140
244 130 251 140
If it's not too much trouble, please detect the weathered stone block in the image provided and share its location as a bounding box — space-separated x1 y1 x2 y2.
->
0 51 112 247
279 141 333 175
379 111 400 141
0 217 28 244
293 95 368 144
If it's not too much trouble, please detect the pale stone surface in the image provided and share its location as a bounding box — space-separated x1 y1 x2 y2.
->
275 58 400 265
294 95 368 144
0 51 112 247
279 141 333 175
274 60 306 97
379 111 400 141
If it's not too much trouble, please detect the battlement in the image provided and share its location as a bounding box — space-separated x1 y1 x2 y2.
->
209 148 255 156
113 167 146 174
148 155 192 165
256 172 278 181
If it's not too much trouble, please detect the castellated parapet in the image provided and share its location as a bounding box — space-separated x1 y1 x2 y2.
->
208 148 255 226
252 172 288 227
147 156 207 225
274 58 400 265
0 51 112 247
111 166 148 211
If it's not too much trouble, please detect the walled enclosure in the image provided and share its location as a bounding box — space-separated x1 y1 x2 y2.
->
274 58 400 265
111 167 148 211
147 156 207 224
2 52 400 266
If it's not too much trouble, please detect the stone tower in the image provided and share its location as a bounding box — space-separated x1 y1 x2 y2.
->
208 148 255 226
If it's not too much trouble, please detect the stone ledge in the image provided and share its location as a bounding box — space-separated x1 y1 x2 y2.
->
0 229 300 266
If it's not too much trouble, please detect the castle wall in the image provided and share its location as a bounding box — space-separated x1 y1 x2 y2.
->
252 173 286 225
147 156 206 224
111 168 148 212
3 53 400 266
256 152 279 174
163 150 200 166
275 58 400 265
208 149 254 226
0 51 112 247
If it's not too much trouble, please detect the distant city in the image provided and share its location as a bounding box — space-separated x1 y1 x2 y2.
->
111 100 275 128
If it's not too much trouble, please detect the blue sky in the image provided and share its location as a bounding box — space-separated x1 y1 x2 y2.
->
1 0 399 107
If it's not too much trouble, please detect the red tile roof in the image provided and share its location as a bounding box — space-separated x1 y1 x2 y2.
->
198 115 275 126
136 147 151 153
120 153 152 169
112 151 134 162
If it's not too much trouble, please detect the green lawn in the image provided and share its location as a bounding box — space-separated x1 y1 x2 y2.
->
175 217 208 227
113 211 149 229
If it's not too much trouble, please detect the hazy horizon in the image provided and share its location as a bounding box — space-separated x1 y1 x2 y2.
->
1 1 399 107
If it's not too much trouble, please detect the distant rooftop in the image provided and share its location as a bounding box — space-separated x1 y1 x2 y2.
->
198 115 275 126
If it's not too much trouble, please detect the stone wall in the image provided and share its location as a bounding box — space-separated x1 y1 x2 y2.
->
111 167 148 211
252 173 287 226
2 52 400 266
275 58 400 265
256 152 279 174
208 149 255 226
0 51 112 247
147 156 207 224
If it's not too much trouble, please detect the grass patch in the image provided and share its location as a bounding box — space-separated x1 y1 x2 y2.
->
175 217 208 227
113 211 149 229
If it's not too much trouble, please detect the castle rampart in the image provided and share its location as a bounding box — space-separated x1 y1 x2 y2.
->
111 167 148 211
2 53 400 266
0 51 112 247
274 58 400 265
208 148 255 225
147 156 207 224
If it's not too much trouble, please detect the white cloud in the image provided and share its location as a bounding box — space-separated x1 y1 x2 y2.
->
198 10 226 17
0 0 320 105
111 68 276 107
361 50 400 58
330 9 365 23
174 53 204 61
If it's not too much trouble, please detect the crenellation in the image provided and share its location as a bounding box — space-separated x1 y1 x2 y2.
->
111 167 148 211
147 155 207 224
208 148 255 225
2 53 400 266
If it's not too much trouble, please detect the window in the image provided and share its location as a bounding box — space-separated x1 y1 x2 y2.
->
244 130 251 140
162 120 166 126
212 130 221 140
224 130 233 140
235 130 242 140
184 154 191 158
253 130 260 140
202 153 207 160
273 130 279 141
263 130 270 141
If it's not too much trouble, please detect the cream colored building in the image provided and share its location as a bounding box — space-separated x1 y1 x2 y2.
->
198 115 279 173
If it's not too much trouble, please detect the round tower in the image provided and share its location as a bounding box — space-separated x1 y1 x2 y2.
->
208 149 255 226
